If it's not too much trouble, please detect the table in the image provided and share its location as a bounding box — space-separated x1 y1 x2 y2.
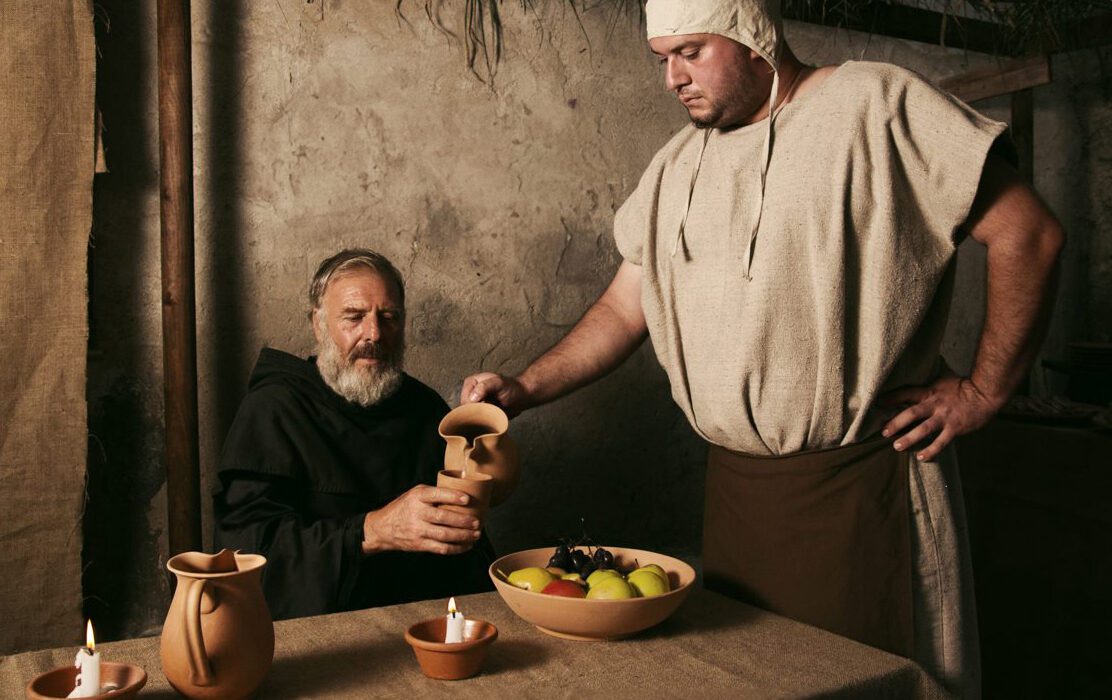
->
1 589 946 698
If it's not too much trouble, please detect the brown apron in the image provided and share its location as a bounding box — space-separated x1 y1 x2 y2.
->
703 435 914 658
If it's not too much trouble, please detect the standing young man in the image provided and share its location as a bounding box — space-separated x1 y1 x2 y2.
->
461 1 1063 696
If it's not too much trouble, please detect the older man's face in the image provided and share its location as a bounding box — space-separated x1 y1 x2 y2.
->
313 268 405 405
650 33 772 129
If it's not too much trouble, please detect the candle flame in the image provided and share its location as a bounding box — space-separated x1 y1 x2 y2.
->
448 597 457 615
85 619 96 652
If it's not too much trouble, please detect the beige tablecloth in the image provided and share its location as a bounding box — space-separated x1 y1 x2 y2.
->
0 589 947 698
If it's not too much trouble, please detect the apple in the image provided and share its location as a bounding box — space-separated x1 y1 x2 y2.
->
507 566 556 592
561 572 585 584
542 579 587 598
641 564 668 581
585 569 622 587
628 569 669 597
586 575 636 600
546 566 567 576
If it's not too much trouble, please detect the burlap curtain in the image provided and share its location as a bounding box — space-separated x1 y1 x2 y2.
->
0 2 96 653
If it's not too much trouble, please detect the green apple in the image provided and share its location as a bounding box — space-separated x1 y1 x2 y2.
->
561 572 585 584
586 575 636 600
628 569 669 597
507 566 556 592
641 564 668 581
585 569 622 588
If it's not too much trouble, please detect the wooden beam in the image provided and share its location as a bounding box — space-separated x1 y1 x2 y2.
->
785 5 1112 57
157 0 202 556
783 2 1015 56
939 55 1051 104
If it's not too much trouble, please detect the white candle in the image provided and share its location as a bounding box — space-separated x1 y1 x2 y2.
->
445 597 464 644
67 620 100 698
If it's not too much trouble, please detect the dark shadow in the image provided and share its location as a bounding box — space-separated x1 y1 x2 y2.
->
637 591 762 639
202 0 249 546
480 639 549 673
86 0 170 643
484 342 707 562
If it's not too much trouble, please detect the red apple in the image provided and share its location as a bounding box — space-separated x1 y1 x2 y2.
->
542 579 586 598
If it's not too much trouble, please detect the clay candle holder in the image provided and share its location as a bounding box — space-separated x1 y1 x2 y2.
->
436 469 493 520
26 662 147 700
404 617 498 680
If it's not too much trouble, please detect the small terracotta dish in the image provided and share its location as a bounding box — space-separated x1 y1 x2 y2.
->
490 546 696 640
26 662 147 700
404 617 498 680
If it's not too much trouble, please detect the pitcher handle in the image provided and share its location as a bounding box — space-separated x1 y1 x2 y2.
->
184 578 215 687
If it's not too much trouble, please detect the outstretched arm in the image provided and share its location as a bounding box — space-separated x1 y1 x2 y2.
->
882 153 1065 460
461 260 648 415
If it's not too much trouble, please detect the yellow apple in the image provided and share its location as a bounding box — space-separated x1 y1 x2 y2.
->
628 569 669 597
585 569 622 588
507 566 556 592
586 576 636 600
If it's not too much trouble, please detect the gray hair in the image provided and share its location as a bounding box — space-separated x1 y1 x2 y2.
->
308 248 406 315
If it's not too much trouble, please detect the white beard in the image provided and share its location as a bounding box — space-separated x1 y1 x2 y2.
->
316 334 404 407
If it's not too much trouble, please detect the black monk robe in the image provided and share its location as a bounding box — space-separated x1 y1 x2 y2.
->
214 348 494 620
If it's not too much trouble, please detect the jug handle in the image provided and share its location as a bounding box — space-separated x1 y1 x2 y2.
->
185 578 215 687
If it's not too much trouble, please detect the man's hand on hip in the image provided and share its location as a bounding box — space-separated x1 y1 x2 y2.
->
361 485 481 556
879 370 1005 462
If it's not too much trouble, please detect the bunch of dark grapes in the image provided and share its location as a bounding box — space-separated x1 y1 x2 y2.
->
547 544 572 571
546 540 617 579
572 549 594 578
592 547 615 570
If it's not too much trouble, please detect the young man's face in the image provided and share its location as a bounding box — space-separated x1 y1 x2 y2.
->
649 33 772 129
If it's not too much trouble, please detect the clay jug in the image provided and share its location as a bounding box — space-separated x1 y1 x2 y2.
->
439 402 520 506
161 550 274 700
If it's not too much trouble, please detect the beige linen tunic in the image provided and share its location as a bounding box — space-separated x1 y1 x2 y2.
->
615 61 1008 457
614 61 1008 698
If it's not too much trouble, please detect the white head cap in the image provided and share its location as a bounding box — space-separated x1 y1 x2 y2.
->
645 0 783 71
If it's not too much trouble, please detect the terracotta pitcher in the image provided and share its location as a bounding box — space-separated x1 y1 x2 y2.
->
161 550 274 700
439 402 520 506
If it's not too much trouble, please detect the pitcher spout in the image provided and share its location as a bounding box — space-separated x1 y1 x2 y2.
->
439 403 520 506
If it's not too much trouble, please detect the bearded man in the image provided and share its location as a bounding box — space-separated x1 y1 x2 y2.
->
461 1 1064 696
214 249 493 620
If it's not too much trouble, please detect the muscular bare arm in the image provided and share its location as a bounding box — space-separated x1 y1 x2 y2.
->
882 152 1065 460
460 260 649 416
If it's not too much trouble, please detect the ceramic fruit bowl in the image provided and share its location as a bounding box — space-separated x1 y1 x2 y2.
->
26 662 147 700
489 546 696 640
404 617 498 680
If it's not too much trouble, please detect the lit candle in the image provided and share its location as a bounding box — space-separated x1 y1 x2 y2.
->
66 620 100 698
445 597 464 644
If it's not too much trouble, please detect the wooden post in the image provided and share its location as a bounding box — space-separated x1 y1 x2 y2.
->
157 0 201 555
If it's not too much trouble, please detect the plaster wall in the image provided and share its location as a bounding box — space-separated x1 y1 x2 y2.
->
86 1 1108 641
